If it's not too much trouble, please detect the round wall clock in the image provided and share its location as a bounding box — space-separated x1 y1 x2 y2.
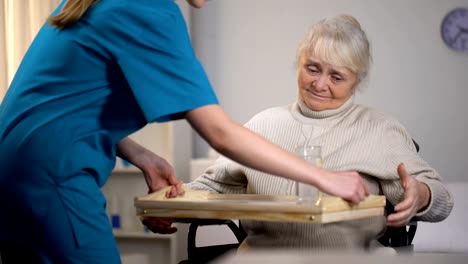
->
440 7 468 51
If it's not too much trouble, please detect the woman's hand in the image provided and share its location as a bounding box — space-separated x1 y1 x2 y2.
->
387 163 431 227
318 169 369 204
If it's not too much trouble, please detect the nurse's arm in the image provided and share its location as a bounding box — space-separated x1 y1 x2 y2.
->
116 137 184 195
185 104 368 204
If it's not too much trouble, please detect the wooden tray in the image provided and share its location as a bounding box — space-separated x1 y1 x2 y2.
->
134 187 386 224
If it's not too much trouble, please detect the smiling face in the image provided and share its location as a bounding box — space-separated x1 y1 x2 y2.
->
295 15 372 111
297 55 358 111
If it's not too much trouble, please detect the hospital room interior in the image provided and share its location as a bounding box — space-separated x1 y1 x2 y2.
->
0 0 467 263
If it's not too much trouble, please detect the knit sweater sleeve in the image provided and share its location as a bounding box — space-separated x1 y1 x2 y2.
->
185 156 248 194
372 114 454 222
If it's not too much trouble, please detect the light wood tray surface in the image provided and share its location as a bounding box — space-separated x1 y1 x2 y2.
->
134 187 386 224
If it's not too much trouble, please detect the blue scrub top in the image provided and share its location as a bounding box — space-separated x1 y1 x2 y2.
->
0 0 218 187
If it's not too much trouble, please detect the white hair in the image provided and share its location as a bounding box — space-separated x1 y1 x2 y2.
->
296 14 372 90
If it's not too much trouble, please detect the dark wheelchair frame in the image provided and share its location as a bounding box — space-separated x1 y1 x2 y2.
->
179 211 417 264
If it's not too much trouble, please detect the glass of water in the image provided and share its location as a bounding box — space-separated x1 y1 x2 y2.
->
294 145 323 205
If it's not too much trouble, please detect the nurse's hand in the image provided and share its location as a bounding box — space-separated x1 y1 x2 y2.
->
318 169 369 204
141 217 177 234
116 137 185 194
140 153 185 195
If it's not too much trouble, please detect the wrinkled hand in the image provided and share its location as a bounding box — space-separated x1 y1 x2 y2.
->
387 163 430 227
141 217 177 234
319 169 369 204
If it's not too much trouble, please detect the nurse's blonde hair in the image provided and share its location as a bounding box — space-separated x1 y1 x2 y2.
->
49 0 97 29
296 14 371 90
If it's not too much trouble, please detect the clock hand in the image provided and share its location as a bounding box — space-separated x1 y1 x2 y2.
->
449 29 463 45
457 25 468 34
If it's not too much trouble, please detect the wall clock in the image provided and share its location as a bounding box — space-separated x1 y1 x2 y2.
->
441 7 468 51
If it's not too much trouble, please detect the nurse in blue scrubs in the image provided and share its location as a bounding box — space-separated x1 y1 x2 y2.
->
0 0 369 263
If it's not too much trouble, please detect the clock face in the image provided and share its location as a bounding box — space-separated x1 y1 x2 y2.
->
441 7 468 51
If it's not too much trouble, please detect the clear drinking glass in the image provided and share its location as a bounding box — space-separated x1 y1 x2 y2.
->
294 145 323 205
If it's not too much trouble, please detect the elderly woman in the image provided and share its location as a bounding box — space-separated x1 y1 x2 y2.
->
181 14 454 250
145 14 454 249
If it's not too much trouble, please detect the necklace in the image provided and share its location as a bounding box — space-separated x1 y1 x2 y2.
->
300 124 314 146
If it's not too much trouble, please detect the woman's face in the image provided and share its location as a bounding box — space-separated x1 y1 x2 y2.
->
186 0 206 8
297 55 358 111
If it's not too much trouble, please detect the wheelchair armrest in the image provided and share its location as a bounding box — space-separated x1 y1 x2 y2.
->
377 199 418 247
378 221 417 247
187 219 246 246
185 219 247 263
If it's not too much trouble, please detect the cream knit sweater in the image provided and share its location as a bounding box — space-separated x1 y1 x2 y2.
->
187 97 454 249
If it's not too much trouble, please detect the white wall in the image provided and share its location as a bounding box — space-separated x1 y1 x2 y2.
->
190 0 468 183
